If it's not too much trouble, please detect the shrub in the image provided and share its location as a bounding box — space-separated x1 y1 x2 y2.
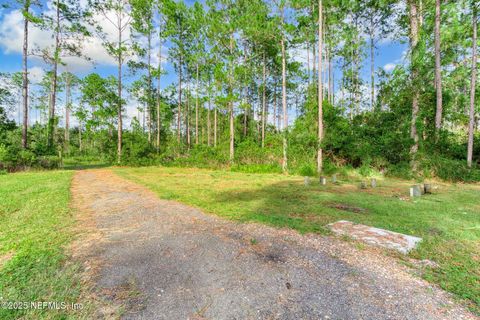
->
297 163 316 177
37 156 61 170
421 157 480 182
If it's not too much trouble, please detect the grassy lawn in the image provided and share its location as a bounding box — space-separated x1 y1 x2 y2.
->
0 171 87 319
115 166 480 312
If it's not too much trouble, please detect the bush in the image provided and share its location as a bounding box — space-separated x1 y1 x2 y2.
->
37 156 62 170
420 157 480 182
0 144 62 171
297 163 316 177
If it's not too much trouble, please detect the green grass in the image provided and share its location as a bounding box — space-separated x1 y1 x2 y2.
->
62 156 110 170
0 171 88 319
115 166 480 313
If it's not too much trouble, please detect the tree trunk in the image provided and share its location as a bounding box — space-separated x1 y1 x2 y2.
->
186 74 190 147
47 0 60 148
467 5 477 168
177 55 182 144
207 84 211 146
117 11 123 163
307 40 311 85
312 43 316 83
328 46 333 104
273 83 277 131
79 121 82 152
354 27 360 115
434 0 443 132
142 105 146 131
317 0 323 173
261 53 267 148
331 63 335 105
281 6 288 173
243 91 248 137
370 16 375 110
21 3 29 149
147 30 152 144
156 22 161 152
65 73 70 152
409 0 420 169
195 63 199 145
229 34 234 163
243 44 248 137
214 103 217 147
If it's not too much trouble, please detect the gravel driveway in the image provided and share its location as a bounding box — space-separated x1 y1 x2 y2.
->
71 169 477 320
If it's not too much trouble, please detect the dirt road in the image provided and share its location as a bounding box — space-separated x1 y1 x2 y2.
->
71 169 476 320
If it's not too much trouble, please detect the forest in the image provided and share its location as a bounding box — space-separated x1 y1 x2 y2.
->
0 0 477 181
1 1 480 319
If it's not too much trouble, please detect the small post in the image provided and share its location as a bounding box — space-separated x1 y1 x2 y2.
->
360 181 367 189
410 185 422 197
370 178 377 188
304 176 311 186
424 183 432 194
320 176 327 185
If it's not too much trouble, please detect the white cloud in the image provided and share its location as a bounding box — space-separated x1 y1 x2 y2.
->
383 63 396 72
0 6 132 71
29 66 45 84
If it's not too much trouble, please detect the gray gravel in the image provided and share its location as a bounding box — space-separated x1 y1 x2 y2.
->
71 170 477 320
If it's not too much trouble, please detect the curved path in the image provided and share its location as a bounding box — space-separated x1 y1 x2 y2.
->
71 169 477 320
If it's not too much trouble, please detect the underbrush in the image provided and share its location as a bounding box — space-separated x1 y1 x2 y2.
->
0 145 62 172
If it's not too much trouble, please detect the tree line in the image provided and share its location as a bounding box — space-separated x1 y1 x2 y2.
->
0 0 479 180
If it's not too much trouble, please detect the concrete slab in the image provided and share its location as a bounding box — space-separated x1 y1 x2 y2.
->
327 220 422 254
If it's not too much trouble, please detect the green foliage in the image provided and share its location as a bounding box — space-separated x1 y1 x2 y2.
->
231 163 282 174
297 163 316 177
420 156 480 182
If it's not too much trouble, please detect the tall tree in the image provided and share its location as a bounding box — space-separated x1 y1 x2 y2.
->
5 1 42 149
164 0 190 145
156 0 164 152
131 0 156 144
262 53 267 148
434 0 443 132
317 0 323 173
21 1 29 149
280 1 288 173
408 0 420 170
17 0 41 148
41 0 87 149
467 2 477 168
61 71 78 153
91 0 131 162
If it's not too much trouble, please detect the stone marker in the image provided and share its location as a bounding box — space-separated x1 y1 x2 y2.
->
320 176 327 185
424 183 432 194
370 178 377 188
410 185 422 197
332 174 337 184
328 220 422 254
360 181 367 189
304 176 311 186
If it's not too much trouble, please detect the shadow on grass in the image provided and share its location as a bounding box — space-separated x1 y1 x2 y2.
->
211 179 351 234
212 178 480 312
